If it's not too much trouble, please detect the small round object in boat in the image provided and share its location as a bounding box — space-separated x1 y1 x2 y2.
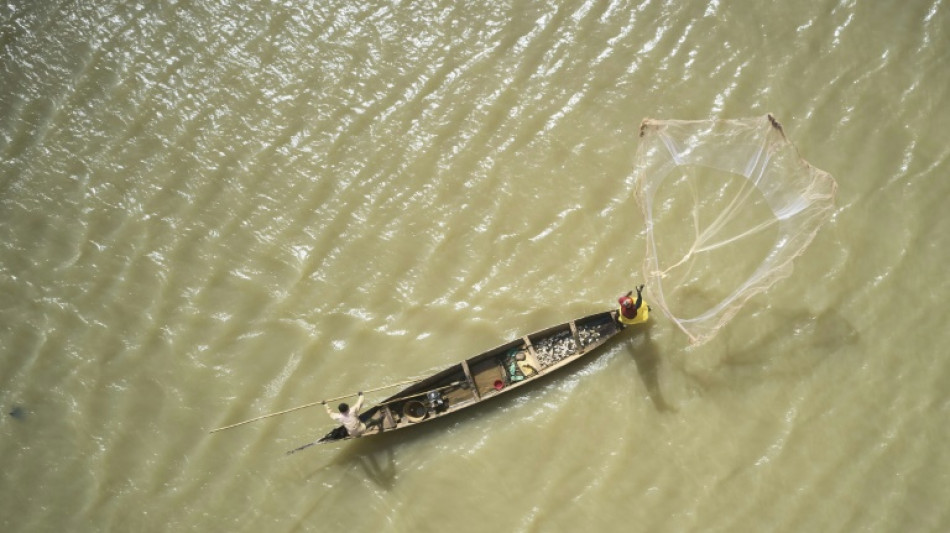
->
403 400 428 423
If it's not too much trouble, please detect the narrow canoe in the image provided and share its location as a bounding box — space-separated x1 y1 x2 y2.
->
310 309 631 447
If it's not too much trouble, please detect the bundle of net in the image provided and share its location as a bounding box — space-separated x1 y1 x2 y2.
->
633 115 837 345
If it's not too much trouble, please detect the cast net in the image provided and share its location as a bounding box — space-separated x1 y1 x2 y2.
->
634 115 837 345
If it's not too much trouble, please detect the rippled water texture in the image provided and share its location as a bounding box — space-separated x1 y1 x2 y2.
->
2 1 949 531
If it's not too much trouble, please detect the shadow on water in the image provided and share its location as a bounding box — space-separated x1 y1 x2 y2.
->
8 405 25 420
651 306 864 403
288 426 404 488
720 307 859 378
285 433 401 532
615 307 858 408
626 322 673 412
333 441 398 489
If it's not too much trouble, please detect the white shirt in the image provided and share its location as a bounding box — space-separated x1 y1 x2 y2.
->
326 394 366 437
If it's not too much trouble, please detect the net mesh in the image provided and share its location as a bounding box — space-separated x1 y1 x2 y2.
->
634 115 837 345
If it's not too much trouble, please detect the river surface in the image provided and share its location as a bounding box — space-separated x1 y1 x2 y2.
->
2 1 948 531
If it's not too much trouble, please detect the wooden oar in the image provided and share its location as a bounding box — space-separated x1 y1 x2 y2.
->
208 378 423 434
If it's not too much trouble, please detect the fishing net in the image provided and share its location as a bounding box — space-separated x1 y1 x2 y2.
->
634 115 837 345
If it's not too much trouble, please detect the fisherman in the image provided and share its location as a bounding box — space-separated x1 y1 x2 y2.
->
618 284 650 327
322 391 366 437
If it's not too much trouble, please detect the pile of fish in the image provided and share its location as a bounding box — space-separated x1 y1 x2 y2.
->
533 331 578 367
534 323 608 367
577 325 604 348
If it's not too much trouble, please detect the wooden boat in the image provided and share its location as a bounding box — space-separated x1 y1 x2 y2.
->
308 309 631 448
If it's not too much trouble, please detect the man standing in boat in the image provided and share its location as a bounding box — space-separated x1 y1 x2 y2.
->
618 285 649 327
322 392 366 437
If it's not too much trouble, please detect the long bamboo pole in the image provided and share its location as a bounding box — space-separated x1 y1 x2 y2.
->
208 378 423 433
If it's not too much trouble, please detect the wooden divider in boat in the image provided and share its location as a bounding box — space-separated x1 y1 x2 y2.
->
315 309 626 445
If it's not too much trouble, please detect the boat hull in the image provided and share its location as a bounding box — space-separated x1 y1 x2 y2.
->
314 309 627 446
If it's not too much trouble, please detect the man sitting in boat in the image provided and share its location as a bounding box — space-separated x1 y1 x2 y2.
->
322 392 366 437
618 285 649 327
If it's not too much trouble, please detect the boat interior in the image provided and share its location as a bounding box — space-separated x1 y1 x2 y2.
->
340 312 620 439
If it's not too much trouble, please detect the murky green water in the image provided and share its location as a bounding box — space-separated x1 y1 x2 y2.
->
2 1 948 531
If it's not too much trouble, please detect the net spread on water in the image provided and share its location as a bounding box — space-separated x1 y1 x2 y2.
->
634 115 837 345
